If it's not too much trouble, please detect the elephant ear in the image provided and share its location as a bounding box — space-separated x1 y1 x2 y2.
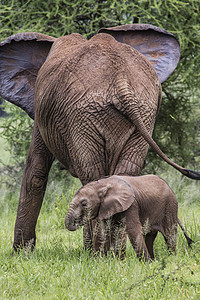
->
98 176 135 220
99 24 180 83
0 32 56 119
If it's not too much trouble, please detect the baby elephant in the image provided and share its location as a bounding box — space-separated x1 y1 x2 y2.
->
65 175 193 260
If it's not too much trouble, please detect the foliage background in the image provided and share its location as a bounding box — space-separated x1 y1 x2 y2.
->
0 0 200 179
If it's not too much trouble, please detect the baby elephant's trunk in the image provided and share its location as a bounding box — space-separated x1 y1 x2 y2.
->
65 211 78 231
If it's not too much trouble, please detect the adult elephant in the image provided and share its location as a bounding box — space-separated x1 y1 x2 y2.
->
0 24 199 251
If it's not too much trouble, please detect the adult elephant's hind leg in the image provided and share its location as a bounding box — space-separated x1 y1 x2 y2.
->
13 124 54 252
114 133 149 177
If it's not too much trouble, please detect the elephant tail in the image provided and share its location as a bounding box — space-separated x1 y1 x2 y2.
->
114 78 200 180
178 218 194 247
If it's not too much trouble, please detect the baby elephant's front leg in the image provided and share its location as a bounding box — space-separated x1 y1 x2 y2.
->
128 229 151 261
110 215 127 259
128 227 151 261
126 208 151 261
91 218 127 259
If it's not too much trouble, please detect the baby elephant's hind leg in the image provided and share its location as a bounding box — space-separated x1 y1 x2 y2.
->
145 231 158 259
163 224 178 252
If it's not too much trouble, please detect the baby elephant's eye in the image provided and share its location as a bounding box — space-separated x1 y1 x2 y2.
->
81 199 87 207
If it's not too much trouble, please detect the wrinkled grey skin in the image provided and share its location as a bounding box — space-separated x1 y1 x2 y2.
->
65 175 193 260
0 24 198 252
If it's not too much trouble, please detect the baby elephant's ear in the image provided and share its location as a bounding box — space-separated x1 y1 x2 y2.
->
98 177 135 220
0 32 56 119
99 24 180 83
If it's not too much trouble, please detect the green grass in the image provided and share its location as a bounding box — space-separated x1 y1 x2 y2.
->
0 177 200 299
0 120 200 299
0 128 10 165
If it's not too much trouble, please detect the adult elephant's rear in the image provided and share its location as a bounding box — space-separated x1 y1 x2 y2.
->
0 24 199 251
35 32 161 184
